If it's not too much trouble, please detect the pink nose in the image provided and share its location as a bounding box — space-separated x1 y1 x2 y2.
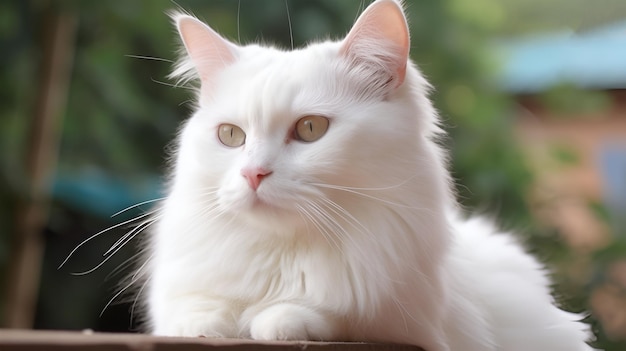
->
241 167 273 191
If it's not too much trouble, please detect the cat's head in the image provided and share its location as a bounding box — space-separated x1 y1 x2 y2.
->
169 0 445 233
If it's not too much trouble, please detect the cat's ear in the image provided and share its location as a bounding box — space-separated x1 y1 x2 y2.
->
170 12 238 88
340 0 410 91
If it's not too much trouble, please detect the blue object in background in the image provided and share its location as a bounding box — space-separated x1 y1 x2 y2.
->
600 143 626 235
496 21 626 93
52 168 162 218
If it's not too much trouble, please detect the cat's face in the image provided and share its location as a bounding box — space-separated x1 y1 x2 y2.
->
180 47 402 228
171 1 429 232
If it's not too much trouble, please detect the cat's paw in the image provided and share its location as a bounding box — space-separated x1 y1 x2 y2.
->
249 303 335 341
153 312 237 338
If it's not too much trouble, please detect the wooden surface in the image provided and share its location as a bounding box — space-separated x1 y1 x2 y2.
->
0 330 425 351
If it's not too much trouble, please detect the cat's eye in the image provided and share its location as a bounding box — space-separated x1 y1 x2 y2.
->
218 124 246 147
294 115 329 142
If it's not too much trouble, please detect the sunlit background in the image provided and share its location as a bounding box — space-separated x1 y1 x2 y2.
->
1 0 625 349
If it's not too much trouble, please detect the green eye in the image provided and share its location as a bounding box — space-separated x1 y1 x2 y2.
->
218 124 246 147
294 115 329 142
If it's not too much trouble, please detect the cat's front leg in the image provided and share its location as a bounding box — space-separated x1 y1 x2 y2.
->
247 303 340 341
151 299 239 338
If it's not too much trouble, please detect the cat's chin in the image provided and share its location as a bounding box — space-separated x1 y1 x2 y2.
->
234 193 303 231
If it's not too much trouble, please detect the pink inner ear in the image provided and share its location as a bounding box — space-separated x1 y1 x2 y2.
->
177 15 237 85
341 0 410 88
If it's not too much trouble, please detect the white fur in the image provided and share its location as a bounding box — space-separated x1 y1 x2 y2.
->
142 1 593 350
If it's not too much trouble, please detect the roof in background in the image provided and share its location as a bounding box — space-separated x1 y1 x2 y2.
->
496 20 626 93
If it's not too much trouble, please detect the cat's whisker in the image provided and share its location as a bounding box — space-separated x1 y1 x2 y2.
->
405 263 434 291
197 189 220 198
111 198 165 218
130 274 151 325
295 204 312 235
72 216 159 276
314 198 375 260
178 203 228 240
285 0 294 50
105 252 142 282
318 197 389 258
314 199 425 286
193 202 222 220
104 215 160 257
391 297 411 336
313 182 428 211
130 254 152 284
354 0 365 23
125 54 173 63
302 201 347 255
295 203 340 253
151 77 194 90
71 253 117 277
299 206 339 252
101 270 143 318
237 0 241 43
312 170 427 194
219 208 239 228
318 183 407 207
179 98 194 107
319 197 372 238
314 175 417 192
58 210 156 269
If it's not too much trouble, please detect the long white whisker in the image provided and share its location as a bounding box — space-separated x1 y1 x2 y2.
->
101 273 141 318
312 176 416 192
315 199 374 259
285 0 294 50
152 77 194 90
302 201 346 255
313 183 425 210
131 255 152 282
71 218 158 276
130 274 151 324
324 184 405 206
296 204 338 252
59 211 155 269
179 99 194 106
237 0 241 43
105 253 141 282
319 197 372 238
104 214 160 256
111 198 164 218
392 297 410 335
125 54 173 63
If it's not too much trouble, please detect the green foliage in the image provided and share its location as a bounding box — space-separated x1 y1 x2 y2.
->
549 144 581 167
541 84 612 116
499 0 626 35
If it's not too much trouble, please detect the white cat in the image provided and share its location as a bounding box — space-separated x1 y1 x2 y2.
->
142 1 593 350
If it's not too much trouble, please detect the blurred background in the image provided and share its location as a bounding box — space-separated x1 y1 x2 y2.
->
0 0 625 349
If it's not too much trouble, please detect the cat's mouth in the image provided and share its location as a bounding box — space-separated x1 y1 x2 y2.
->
246 191 284 212
235 191 305 229
221 182 302 223
251 195 271 208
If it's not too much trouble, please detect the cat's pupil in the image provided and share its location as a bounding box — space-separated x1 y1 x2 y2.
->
218 123 245 147
294 115 329 143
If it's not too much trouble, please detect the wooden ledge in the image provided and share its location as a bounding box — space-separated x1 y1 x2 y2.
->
0 330 424 351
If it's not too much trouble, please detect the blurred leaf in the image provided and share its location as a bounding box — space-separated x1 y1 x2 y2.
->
541 84 612 116
549 144 581 166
